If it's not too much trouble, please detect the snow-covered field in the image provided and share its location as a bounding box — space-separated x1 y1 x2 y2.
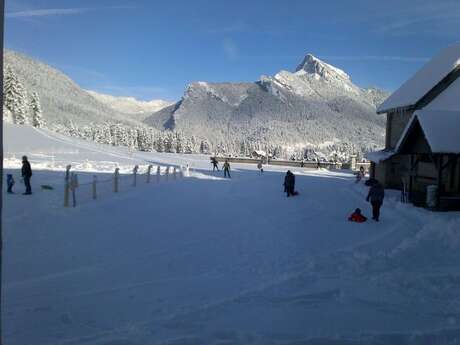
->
3 124 460 345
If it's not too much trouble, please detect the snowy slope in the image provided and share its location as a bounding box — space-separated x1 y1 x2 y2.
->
145 54 388 158
4 50 142 127
2 125 460 345
3 124 460 345
86 90 173 119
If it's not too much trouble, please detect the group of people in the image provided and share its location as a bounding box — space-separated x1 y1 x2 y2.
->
211 157 385 223
7 156 33 195
211 157 231 178
348 179 385 222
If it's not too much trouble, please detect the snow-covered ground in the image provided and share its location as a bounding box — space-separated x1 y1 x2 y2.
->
3 124 460 345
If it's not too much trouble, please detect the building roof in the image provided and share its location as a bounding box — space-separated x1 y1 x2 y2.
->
365 149 396 163
377 43 460 114
395 110 460 154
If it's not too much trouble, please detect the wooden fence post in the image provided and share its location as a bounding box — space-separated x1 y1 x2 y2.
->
133 165 139 186
146 165 153 183
173 166 177 180
156 166 161 183
114 168 119 193
92 175 97 200
64 164 71 207
70 172 78 207
165 166 169 181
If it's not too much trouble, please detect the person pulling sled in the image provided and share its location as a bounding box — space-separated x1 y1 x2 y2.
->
366 180 385 221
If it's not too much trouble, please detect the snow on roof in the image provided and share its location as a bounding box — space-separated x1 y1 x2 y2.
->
365 149 395 163
253 150 266 156
378 42 460 113
396 110 460 154
425 74 460 111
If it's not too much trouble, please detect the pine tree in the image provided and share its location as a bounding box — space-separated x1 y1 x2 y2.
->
4 65 29 125
30 92 45 128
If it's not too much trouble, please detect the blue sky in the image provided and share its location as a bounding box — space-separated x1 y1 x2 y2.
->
5 0 460 101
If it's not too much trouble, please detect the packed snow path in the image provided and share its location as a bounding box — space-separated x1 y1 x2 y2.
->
5 166 460 345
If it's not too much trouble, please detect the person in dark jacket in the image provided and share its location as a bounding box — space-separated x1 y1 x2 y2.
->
21 156 33 195
283 170 296 197
366 180 384 221
211 157 219 171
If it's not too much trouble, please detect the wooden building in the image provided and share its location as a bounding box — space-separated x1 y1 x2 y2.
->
367 43 460 209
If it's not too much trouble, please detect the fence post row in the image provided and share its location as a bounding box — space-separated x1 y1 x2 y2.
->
114 168 120 193
133 165 139 187
64 164 72 207
146 164 153 183
92 175 97 200
64 163 190 208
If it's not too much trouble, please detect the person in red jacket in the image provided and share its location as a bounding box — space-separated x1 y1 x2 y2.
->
348 208 367 223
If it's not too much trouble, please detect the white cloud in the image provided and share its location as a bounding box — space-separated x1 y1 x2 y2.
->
7 8 90 18
6 6 136 18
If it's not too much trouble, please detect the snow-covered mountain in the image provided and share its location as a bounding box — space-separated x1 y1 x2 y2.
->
145 54 389 158
4 50 141 127
86 90 172 118
4 49 389 160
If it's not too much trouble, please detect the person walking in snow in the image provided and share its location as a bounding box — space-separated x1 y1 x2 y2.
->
211 157 219 171
257 161 263 174
21 155 33 195
366 180 385 221
283 170 296 197
223 159 231 178
7 174 15 194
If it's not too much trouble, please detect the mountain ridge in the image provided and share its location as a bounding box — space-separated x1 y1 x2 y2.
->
144 54 389 159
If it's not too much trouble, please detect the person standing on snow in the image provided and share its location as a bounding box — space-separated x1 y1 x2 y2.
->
211 157 219 171
21 155 33 195
283 170 296 197
223 159 231 178
366 180 385 221
257 161 263 174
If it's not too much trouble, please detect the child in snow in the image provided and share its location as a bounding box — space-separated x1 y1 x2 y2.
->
348 208 367 223
7 174 15 194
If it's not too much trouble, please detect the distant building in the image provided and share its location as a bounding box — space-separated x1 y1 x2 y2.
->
368 43 460 210
251 150 267 159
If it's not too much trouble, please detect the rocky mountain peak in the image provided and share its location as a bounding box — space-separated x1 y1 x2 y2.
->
295 54 351 83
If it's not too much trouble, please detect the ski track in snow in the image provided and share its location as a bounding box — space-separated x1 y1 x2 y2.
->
3 124 460 345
